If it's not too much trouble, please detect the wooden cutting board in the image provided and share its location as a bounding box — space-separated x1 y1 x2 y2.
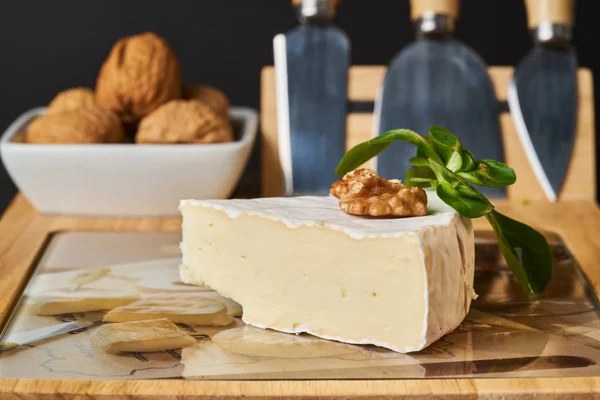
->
2 196 600 398
3 230 600 384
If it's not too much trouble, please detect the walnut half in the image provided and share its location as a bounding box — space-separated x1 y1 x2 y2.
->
330 169 428 218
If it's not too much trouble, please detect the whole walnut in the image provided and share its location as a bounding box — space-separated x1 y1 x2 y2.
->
47 87 97 115
183 84 230 118
135 99 233 144
27 107 126 144
95 32 181 124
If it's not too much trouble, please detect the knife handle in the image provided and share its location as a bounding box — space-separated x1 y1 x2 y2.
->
525 0 575 28
410 0 459 21
291 0 340 6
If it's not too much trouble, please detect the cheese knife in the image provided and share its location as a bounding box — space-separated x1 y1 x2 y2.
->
375 0 505 197
274 0 350 195
508 0 577 202
0 320 94 352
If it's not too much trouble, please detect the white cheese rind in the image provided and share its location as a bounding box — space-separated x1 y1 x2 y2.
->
180 194 456 240
419 214 475 350
179 193 475 353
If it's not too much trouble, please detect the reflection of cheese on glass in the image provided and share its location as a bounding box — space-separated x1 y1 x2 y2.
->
28 290 140 315
179 192 475 353
213 325 369 359
90 318 196 354
104 295 234 326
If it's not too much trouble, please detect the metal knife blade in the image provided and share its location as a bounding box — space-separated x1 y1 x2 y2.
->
274 6 349 195
375 11 505 197
509 46 578 202
0 320 93 352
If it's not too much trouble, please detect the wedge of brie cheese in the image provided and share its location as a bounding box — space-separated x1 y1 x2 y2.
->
179 191 475 353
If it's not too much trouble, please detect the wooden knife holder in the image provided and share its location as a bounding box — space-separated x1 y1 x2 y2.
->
261 66 595 201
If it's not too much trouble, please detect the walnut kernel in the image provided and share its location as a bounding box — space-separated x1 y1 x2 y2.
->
330 168 428 218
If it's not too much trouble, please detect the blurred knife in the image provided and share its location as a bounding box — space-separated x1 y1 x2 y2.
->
375 0 505 197
274 0 350 195
509 0 577 202
0 320 93 352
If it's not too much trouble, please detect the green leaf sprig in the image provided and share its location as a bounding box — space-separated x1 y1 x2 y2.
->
336 126 552 300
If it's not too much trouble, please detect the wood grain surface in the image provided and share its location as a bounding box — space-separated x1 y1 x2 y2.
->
1 193 600 398
525 0 576 27
410 0 460 20
261 66 595 201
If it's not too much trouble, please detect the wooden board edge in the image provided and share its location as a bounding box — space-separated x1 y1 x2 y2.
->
1 376 599 398
0 196 43 328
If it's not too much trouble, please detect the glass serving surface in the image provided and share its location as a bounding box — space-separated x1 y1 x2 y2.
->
1 231 599 380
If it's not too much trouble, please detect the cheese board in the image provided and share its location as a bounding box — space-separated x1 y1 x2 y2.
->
2 230 600 382
0 219 600 398
0 65 597 398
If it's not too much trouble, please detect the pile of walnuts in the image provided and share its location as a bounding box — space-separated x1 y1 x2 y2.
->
25 32 233 145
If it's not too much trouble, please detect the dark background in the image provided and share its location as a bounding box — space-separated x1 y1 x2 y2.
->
0 0 598 213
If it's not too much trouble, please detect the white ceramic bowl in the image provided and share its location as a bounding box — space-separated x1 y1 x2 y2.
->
0 107 258 216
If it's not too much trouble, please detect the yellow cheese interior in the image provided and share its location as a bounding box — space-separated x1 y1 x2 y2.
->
180 206 428 351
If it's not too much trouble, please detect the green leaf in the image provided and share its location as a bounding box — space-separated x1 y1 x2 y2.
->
429 126 462 164
486 210 553 300
416 148 428 159
428 160 493 218
335 141 391 176
336 129 442 175
333 124 552 302
458 160 517 188
446 152 463 172
405 166 436 188
460 149 476 172
436 183 494 218
427 159 462 185
426 158 455 185
409 157 430 167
